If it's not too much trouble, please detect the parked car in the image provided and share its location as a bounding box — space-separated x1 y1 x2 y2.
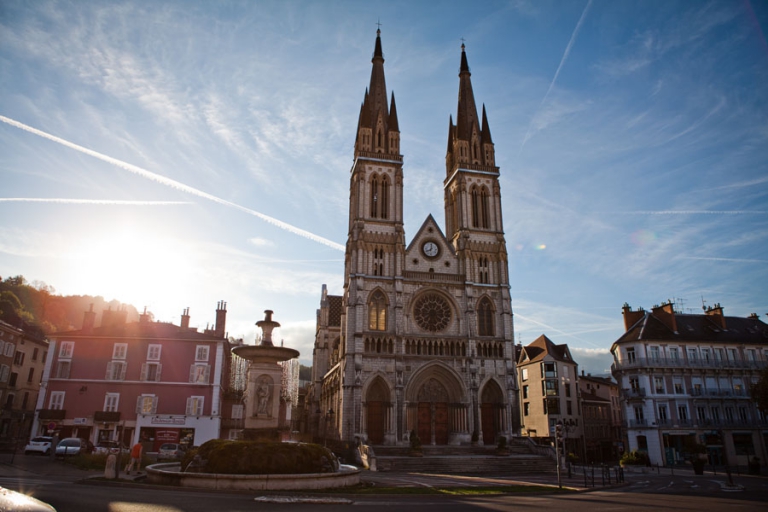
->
157 443 187 460
55 438 93 457
24 436 53 455
94 440 129 455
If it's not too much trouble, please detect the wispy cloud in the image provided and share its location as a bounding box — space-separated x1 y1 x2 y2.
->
0 115 345 251
0 198 190 205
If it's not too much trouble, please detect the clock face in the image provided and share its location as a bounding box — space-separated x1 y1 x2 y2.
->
423 241 439 258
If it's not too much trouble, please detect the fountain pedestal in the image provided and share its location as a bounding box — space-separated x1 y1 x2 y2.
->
232 311 299 431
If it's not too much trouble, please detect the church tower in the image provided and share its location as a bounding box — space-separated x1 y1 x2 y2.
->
312 33 518 448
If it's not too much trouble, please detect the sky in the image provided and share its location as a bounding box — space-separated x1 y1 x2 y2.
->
1 0 767 377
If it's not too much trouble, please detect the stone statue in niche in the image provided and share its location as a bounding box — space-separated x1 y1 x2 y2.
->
256 376 272 416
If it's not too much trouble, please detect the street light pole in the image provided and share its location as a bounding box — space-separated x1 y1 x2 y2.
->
555 421 563 489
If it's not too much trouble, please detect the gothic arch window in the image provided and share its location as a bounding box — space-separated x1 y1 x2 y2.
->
471 186 480 228
380 175 389 219
478 257 490 284
368 290 387 331
370 175 379 218
480 187 490 229
478 297 494 336
373 247 384 276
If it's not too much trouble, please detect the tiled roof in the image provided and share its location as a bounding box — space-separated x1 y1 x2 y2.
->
616 312 768 345
518 334 573 364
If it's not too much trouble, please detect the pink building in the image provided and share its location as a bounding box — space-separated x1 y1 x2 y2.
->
31 302 243 451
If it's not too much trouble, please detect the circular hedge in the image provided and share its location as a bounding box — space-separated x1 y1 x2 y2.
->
181 439 337 475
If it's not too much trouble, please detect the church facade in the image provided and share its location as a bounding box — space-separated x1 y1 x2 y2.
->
310 30 519 446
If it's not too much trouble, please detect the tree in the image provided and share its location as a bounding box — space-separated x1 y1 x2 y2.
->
751 368 768 415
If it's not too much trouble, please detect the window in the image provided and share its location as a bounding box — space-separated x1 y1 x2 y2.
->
105 361 127 381
696 406 707 421
521 368 528 381
195 345 210 362
0 365 9 382
478 257 490 284
543 380 558 396
677 405 688 421
649 346 660 360
727 348 737 361
477 297 494 336
523 402 530 416
189 364 210 384
711 407 720 421
669 347 679 360
673 378 684 394
136 395 158 415
141 362 162 382
687 348 697 361
55 361 70 379
232 404 244 420
368 291 387 331
634 406 645 420
701 348 711 362
542 362 557 378
147 344 162 361
565 383 571 398
13 351 25 366
186 396 204 416
745 349 756 361
370 175 379 218
654 376 665 394
112 343 127 360
59 341 74 359
522 385 529 399
104 393 119 412
9 372 18 387
42 351 47 363
32 348 38 361
4 343 15 357
21 392 29 410
626 348 636 363
566 401 572 415
629 377 640 390
27 368 34 383
49 391 65 410
544 397 560 415
658 405 668 422
725 407 735 422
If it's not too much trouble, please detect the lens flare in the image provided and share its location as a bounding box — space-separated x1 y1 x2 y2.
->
631 229 657 246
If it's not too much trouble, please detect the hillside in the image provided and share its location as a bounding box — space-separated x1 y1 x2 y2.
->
0 274 139 337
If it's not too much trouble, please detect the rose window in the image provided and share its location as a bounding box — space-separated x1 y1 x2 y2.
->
413 293 451 332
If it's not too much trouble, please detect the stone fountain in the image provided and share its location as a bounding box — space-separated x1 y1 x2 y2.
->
232 310 299 430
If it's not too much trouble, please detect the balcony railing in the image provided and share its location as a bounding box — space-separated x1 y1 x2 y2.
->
613 357 767 372
690 388 750 398
623 387 646 398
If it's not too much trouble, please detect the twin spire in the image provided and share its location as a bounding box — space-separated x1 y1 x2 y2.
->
355 31 494 171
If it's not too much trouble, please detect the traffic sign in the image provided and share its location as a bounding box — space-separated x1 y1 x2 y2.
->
46 422 57 431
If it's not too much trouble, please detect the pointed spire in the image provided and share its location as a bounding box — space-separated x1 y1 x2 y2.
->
481 104 493 144
455 42 480 142
388 92 399 132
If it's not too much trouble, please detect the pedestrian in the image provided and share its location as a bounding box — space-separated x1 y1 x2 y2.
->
125 442 143 474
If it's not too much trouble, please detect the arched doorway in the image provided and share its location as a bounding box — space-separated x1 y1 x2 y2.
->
480 380 504 445
365 377 389 444
417 378 450 445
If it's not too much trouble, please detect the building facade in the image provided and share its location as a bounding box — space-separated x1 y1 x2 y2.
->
517 335 582 456
31 303 241 451
0 320 48 449
578 373 622 463
611 301 768 466
310 31 518 446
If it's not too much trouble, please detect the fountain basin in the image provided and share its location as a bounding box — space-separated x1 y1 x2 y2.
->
232 345 299 364
146 463 360 491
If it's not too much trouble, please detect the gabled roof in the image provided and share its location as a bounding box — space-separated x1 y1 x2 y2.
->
405 214 455 257
518 334 575 365
580 390 610 403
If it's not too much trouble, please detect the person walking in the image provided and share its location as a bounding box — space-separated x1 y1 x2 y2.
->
125 442 143 475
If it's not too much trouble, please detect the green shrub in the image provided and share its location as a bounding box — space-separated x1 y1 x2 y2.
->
181 440 336 475
620 450 649 466
409 430 422 451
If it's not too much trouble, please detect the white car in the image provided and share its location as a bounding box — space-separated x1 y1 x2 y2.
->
94 441 129 455
24 436 53 455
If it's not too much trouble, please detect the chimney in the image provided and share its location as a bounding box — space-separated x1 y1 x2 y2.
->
180 307 190 330
748 312 759 320
622 303 646 331
139 306 150 324
705 303 726 329
215 301 227 338
101 307 113 328
116 304 128 325
651 301 678 332
82 304 96 333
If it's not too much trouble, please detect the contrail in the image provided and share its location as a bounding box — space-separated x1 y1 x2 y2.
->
0 198 190 205
601 210 768 215
0 115 345 252
517 0 593 155
514 312 603 348
683 256 768 264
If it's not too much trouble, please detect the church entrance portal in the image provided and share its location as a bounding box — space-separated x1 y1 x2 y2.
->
480 380 504 445
365 378 390 445
417 378 450 445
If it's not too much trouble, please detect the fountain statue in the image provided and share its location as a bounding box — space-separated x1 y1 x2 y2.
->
232 310 299 430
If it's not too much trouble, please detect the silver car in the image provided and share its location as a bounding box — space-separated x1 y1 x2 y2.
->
55 438 93 457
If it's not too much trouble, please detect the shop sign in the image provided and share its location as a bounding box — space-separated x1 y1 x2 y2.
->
73 418 87 425
150 417 185 425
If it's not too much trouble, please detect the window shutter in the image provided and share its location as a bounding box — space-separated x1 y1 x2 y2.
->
203 365 210 383
151 397 158 414
189 365 196 383
140 363 148 381
119 362 127 380
186 397 193 416
156 363 162 381
136 396 143 414
106 361 114 380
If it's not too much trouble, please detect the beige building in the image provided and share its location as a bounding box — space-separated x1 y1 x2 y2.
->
310 30 518 447
517 335 582 455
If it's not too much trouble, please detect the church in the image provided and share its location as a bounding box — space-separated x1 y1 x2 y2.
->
310 30 519 446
